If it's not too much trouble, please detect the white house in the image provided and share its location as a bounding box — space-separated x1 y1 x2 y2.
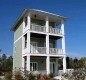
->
12 9 67 75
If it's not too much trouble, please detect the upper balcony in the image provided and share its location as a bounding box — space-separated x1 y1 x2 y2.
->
30 24 46 32
30 23 62 35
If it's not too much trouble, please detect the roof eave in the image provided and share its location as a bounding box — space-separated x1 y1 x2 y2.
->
11 9 29 31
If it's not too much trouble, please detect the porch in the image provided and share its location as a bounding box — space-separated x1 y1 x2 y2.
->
23 56 59 75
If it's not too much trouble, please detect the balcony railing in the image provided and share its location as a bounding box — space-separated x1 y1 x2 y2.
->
49 48 63 55
30 47 46 54
30 24 62 35
49 27 62 35
30 24 46 32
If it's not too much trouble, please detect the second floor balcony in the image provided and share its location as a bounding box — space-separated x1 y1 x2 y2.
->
30 24 62 35
30 46 63 55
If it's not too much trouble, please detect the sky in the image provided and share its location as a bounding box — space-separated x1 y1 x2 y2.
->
0 0 86 58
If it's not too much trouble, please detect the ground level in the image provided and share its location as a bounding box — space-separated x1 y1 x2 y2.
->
23 56 61 75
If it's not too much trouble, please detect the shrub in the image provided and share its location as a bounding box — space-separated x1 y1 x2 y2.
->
63 68 86 80
48 73 54 79
4 72 12 80
15 71 24 80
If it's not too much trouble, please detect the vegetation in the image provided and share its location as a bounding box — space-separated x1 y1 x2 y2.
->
0 53 13 76
4 72 12 80
63 68 86 80
63 57 86 80
0 52 86 80
66 57 86 69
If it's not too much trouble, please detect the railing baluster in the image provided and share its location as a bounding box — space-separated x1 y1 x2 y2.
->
30 46 46 54
49 48 63 55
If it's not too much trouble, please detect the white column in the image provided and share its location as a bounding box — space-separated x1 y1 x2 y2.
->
46 56 50 74
61 19 66 73
46 34 49 54
27 55 30 71
61 20 65 35
55 58 58 75
27 12 31 30
63 56 66 73
46 16 49 32
61 20 66 54
27 32 30 53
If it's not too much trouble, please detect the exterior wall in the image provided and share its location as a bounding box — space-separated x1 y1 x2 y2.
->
30 57 57 71
50 58 56 62
31 37 55 47
14 19 23 41
31 57 46 71
13 38 22 70
49 22 55 28
31 18 45 26
31 18 55 28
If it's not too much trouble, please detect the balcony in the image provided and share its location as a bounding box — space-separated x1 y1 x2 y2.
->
30 47 46 54
49 48 63 55
30 46 63 55
30 24 46 32
30 24 62 35
49 27 62 35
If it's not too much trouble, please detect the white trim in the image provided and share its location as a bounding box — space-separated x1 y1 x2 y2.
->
23 53 65 57
14 35 22 44
30 9 66 19
14 30 63 44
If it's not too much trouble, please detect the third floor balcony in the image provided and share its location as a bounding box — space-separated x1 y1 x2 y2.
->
30 24 62 35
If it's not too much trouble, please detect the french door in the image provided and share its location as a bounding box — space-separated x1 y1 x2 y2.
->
50 62 55 74
30 62 38 71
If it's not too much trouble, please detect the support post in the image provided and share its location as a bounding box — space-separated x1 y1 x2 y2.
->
63 56 66 73
27 55 30 71
27 32 30 53
46 34 49 54
46 16 49 32
27 12 31 30
46 56 50 74
61 19 66 73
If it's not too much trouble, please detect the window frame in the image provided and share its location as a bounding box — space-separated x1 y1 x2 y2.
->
30 62 38 71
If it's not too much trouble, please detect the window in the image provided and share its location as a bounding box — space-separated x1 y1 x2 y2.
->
25 17 27 27
30 62 38 71
24 34 27 48
24 56 27 71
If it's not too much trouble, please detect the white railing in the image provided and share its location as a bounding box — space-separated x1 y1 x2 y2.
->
30 24 46 32
49 27 62 35
49 48 63 55
30 47 46 54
